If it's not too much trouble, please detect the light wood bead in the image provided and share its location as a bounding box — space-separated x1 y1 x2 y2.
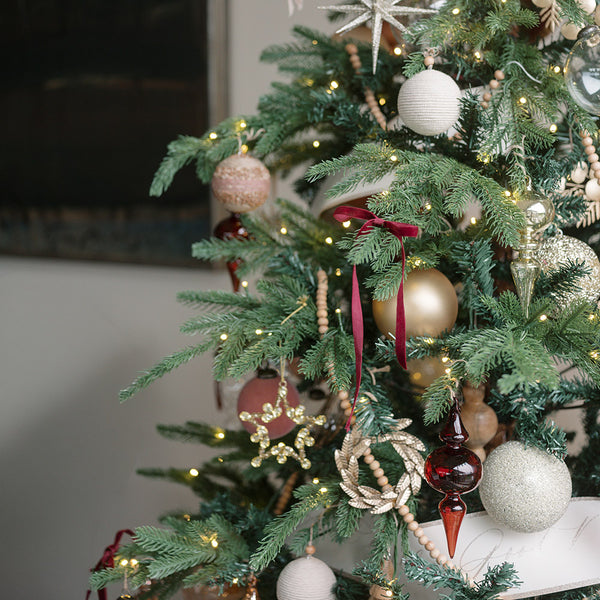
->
381 483 393 492
585 145 597 155
414 527 424 538
377 476 389 487
494 70 505 80
436 555 447 565
418 535 429 546
318 326 328 334
407 521 419 531
446 562 455 570
317 318 329 326
344 408 352 416
372 467 384 478
316 309 328 318
482 92 492 102
430 549 440 559
338 390 349 400
305 544 316 555
340 399 351 410
403 512 415 524
424 56 435 67
398 505 410 516
489 79 500 89
346 43 358 54
590 161 600 172
588 153 600 164
363 453 374 464
581 130 590 138
369 460 380 471
425 541 435 551
480 102 489 109
582 136 594 146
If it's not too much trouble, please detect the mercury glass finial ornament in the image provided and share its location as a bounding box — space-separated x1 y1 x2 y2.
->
510 187 555 316
565 26 600 115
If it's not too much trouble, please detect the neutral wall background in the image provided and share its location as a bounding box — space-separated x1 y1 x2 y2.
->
0 3 332 598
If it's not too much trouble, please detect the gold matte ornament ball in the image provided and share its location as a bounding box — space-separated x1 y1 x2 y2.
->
372 268 458 339
211 154 271 213
407 356 447 389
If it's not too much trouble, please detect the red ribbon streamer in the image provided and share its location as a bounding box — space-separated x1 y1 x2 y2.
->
332 206 418 429
86 529 135 600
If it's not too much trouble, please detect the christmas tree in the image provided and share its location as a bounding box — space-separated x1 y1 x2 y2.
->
89 3 600 600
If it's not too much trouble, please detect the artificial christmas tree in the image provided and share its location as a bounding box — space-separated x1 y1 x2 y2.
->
89 3 600 600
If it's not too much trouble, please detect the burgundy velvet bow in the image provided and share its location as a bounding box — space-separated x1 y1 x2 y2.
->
86 529 134 600
332 206 418 429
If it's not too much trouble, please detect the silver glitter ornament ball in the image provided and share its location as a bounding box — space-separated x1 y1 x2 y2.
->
276 556 336 600
479 441 572 533
534 234 600 306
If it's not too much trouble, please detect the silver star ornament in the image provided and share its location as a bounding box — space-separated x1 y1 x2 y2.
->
320 0 437 72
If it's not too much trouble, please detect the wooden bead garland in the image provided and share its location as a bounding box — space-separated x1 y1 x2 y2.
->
345 44 387 131
480 70 504 109
316 269 355 425
580 130 600 182
273 471 300 515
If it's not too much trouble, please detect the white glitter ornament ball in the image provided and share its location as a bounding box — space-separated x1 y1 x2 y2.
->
397 69 461 136
534 234 600 305
276 556 336 600
480 441 572 533
211 154 270 213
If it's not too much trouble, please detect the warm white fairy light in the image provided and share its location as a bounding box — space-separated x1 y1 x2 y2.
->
240 144 249 154
379 97 386 105
241 280 249 288
474 51 482 60
313 477 320 484
518 97 527 105
120 559 128 567
549 124 557 133
280 226 288 234
325 236 333 244
390 154 398 162
335 308 341 314
342 220 351 228
319 487 328 493
539 314 548 321
452 7 460 14
189 468 199 476
215 430 225 440
553 65 561 74
255 328 263 335
211 539 219 548
239 120 247 129
394 46 402 55
209 132 218 140
335 268 342 276
130 559 138 567
312 39 318 45
220 333 228 341
312 140 320 148
441 356 450 363
504 190 511 197
330 80 339 89
470 217 478 225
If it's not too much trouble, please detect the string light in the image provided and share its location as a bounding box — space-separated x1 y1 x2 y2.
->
441 356 450 363
325 236 333 244
393 46 402 55
217 457 224 462
452 7 460 14
312 39 318 45
445 367 452 374
211 539 219 548
504 190 511 197
379 97 386 105
590 350 599 360
130 559 138 567
209 132 218 140
241 280 249 288
470 217 478 225
425 203 432 211
280 226 288 234
319 487 328 493
589 314 596 321
330 80 339 89
240 144 249 154
335 268 342 276
474 51 482 60
220 333 228 341
255 328 263 335
549 124 557 133
390 154 398 162
313 477 320 484
342 220 351 228
232 579 239 585
239 120 247 129
189 468 199 476
553 65 562 74
385 591 393 598
335 308 342 314
312 140 320 148
518 97 527 105
120 559 129 567
215 430 225 440
183 514 191 521
539 314 548 321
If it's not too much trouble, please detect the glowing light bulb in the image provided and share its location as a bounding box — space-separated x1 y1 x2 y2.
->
209 132 218 140
280 226 288 234
312 140 320 148
390 155 398 162
441 356 450 363
519 97 527 105
335 268 342 276
130 559 138 567
319 487 328 493
474 51 482 60
120 559 128 567
342 220 351 228
330 80 339 89
325 236 333 244
379 97 386 105
211 539 219 548
239 120 247 129
452 7 460 14
553 65 561 74
255 329 263 335
470 217 477 225
539 314 548 321
504 190 511 197
312 478 320 484
549 124 557 133
240 144 249 154
393 46 402 56
241 280 249 288
220 333 228 341
335 308 341 314
189 468 199 476
312 39 318 45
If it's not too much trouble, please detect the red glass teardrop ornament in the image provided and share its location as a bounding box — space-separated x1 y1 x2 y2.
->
214 212 249 292
424 393 482 558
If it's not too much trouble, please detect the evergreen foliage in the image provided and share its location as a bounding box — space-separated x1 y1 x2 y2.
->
92 5 600 600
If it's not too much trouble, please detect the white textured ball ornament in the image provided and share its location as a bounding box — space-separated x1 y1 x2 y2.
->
211 154 270 213
479 441 572 533
595 4 600 26
397 69 461 136
585 178 600 201
276 556 337 600
571 161 589 184
561 22 582 40
577 0 597 14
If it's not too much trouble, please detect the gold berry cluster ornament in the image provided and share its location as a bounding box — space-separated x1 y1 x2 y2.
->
239 373 327 469
480 70 505 109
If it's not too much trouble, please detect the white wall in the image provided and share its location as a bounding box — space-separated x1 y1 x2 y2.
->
0 3 333 599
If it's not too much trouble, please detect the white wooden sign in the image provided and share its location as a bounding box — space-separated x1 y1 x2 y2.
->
403 497 600 599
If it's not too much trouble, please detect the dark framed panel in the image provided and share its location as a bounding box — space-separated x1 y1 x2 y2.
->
0 0 227 266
